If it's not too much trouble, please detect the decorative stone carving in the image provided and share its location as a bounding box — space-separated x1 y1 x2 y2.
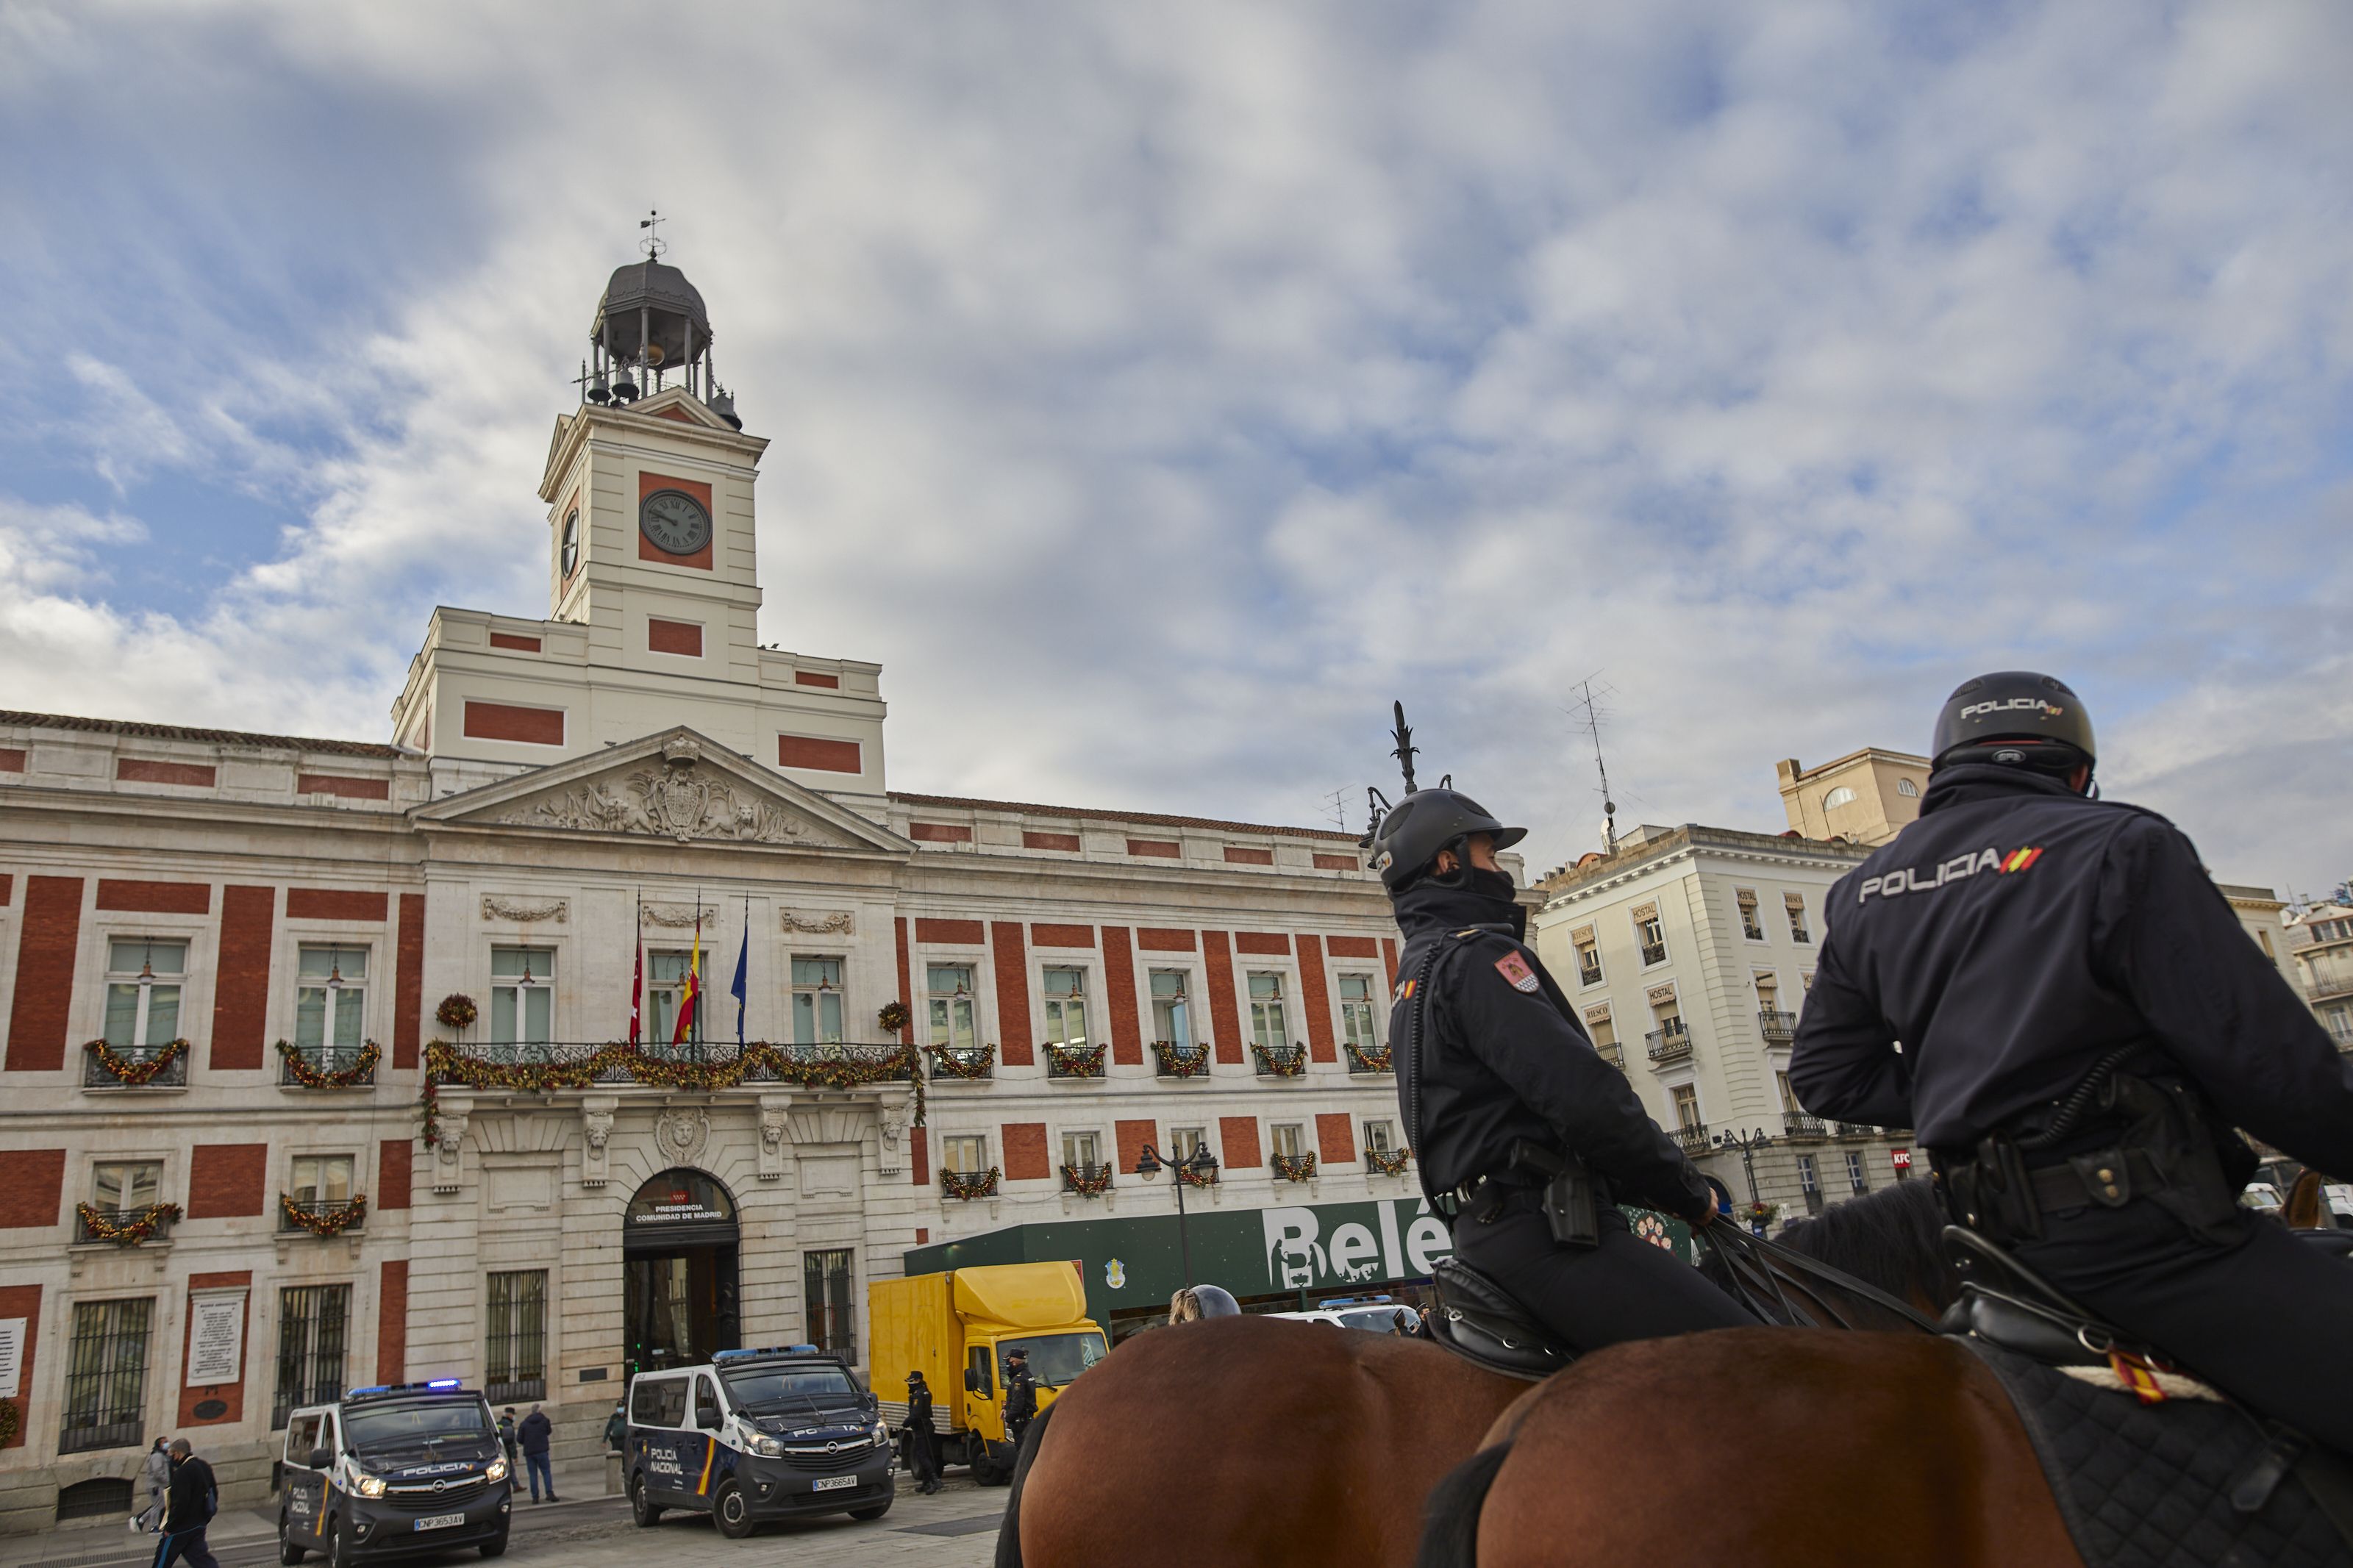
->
780 910 854 936
654 1107 710 1166
788 1105 865 1148
482 895 568 924
432 1096 473 1193
876 1094 911 1176
580 1095 617 1188
499 765 841 847
757 1094 793 1182
642 904 716 930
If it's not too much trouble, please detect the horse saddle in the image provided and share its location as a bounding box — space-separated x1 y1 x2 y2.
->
1942 1225 2353 1568
1427 1258 1577 1382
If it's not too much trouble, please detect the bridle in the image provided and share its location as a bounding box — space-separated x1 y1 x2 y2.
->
1702 1221 1944 1335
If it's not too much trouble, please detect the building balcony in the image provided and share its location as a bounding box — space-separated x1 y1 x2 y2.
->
1270 1152 1318 1183
1060 1163 1114 1198
1671 1124 1711 1156
1343 1041 1393 1075
1781 1114 1828 1141
1757 1009 1797 1043
1645 1023 1692 1066
1252 1042 1309 1079
1835 1122 1879 1140
2306 976 2353 1005
81 1040 188 1089
1044 1042 1107 1081
1577 961 1604 988
74 1203 180 1246
927 1043 995 1081
1153 1041 1213 1079
1595 1042 1625 1070
277 1042 379 1087
427 1039 919 1093
1638 942 1668 967
278 1195 367 1235
941 1167 1000 1201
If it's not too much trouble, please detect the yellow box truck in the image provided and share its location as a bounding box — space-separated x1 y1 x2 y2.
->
868 1261 1107 1484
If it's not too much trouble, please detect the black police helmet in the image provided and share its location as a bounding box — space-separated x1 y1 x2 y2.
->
1931 670 2096 773
1365 787 1527 892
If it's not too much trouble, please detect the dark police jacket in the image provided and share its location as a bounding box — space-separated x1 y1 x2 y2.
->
1003 1368 1038 1425
1389 880 1711 1220
1789 765 2353 1175
903 1384 935 1434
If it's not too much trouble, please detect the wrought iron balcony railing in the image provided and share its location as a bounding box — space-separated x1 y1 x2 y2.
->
1781 1114 1827 1140
1252 1042 1309 1078
1153 1041 1213 1078
1835 1122 1879 1139
1757 1009 1797 1043
1595 1042 1625 1070
1645 1023 1692 1065
1060 1163 1114 1197
1342 1040 1393 1075
75 1203 180 1245
435 1039 918 1086
926 1043 995 1081
278 1043 379 1087
82 1041 188 1089
1671 1123 1711 1156
1044 1042 1108 1080
279 1195 367 1234
1638 942 1668 967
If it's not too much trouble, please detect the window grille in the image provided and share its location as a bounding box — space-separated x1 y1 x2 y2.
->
803 1250 855 1361
486 1271 548 1403
274 1284 351 1428
60 1299 152 1454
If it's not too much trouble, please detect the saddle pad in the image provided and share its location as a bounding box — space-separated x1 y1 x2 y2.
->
1962 1337 2352 1568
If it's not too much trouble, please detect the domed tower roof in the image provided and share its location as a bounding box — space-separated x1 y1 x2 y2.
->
590 259 711 375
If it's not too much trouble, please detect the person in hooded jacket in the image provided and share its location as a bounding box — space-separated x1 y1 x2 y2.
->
133 1436 171 1532
901 1371 941 1494
1370 770 1745 1354
1790 671 2353 1453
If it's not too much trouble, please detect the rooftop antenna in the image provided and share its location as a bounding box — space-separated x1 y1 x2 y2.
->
1571 675 1620 856
639 209 667 261
1321 787 1350 832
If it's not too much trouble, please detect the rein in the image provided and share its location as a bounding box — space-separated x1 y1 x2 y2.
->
1702 1222 1943 1336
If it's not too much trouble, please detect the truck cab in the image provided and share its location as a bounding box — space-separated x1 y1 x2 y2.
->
623 1346 893 1538
870 1262 1108 1483
277 1382 513 1567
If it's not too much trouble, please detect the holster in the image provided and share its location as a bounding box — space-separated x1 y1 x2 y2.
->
1934 1132 2044 1244
2110 1072 2250 1247
1507 1139 1601 1248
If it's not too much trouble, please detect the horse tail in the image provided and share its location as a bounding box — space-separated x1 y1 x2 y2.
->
1414 1438 1513 1568
993 1398 1057 1568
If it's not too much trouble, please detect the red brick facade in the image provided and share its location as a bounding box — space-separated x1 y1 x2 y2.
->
394 892 425 1070
1316 1112 1357 1165
0 1150 64 1228
793 670 840 688
187 1144 269 1219
991 923 1033 1066
0 1284 38 1448
1001 1122 1049 1181
1327 935 1379 959
908 823 972 843
1296 934 1338 1062
208 885 276 1071
377 1261 408 1385
487 632 542 653
1202 931 1243 1064
377 1139 413 1211
1312 853 1357 870
1021 831 1080 851
178 1271 251 1427
1234 931 1290 956
778 734 862 773
1115 1119 1157 1176
915 918 984 946
463 701 565 747
1218 1115 1262 1172
117 757 216 787
1136 927 1195 952
5 876 82 1071
1100 926 1143 1066
296 773 390 800
96 879 212 914
1125 839 1180 858
285 888 389 922
1029 923 1093 949
647 618 704 657
1222 846 1274 865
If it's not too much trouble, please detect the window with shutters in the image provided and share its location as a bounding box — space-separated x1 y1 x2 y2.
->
1785 893 1811 944
1270 1123 1304 1159
1061 1131 1101 1169
1670 1084 1701 1131
1363 1120 1396 1156
1632 906 1667 967
1585 1009 1622 1069
1572 926 1603 987
1735 888 1764 942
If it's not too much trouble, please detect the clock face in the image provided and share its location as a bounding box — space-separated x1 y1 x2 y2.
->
560 508 580 577
640 490 713 556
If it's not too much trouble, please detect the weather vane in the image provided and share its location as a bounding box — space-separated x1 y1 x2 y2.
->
640 209 666 260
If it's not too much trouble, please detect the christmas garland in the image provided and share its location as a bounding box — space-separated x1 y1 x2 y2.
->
926 1043 995 1080
275 1039 381 1089
418 1076 440 1149
281 1192 368 1236
1251 1042 1307 1078
1343 1040 1394 1074
1271 1153 1317 1183
76 1200 182 1246
424 1039 926 1126
877 1000 910 1035
1152 1040 1212 1078
0 1399 18 1450
1176 1161 1218 1189
1060 1164 1114 1198
82 1037 188 1086
435 994 478 1031
1045 1042 1108 1078
1365 1148 1412 1177
940 1167 1000 1201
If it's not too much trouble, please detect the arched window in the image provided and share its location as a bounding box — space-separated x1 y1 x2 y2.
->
1822 787 1858 810
1896 778 1919 798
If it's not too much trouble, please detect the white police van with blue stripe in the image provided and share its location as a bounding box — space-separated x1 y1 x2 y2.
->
278 1381 513 1567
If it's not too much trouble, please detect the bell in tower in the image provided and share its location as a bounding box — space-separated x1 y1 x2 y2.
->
579 212 740 428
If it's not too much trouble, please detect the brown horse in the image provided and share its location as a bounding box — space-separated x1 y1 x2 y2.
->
998 1314 1526 1568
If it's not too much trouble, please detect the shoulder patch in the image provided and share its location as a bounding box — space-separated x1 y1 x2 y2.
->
1394 977 1417 1003
1493 951 1540 994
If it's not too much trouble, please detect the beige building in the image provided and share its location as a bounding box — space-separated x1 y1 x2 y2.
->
1775 748 1931 845
0 259 1440 1534
2288 901 2353 1049
1527 824 1913 1223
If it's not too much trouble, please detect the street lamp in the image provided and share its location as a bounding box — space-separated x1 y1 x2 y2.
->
1135 1142 1221 1287
1713 1126 1774 1231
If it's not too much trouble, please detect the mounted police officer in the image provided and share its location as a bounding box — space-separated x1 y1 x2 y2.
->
1789 671 2353 1453
1368 711 1749 1353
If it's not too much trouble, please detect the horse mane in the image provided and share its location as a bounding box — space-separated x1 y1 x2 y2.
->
1774 1179 1959 1312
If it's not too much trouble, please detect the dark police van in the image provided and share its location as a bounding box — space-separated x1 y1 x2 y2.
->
625 1346 893 1537
279 1381 513 1565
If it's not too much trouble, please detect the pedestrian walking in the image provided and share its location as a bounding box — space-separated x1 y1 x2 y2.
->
497 1408 518 1471
149 1439 218 1568
901 1371 941 1494
517 1404 557 1503
1002 1349 1038 1450
601 1402 626 1453
130 1437 171 1532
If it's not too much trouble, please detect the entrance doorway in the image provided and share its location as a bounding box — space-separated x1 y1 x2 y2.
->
623 1168 740 1378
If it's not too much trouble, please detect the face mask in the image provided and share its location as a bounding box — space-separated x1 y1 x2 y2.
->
1467 865 1517 903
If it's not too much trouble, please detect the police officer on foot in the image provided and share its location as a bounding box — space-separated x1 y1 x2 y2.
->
1001 1349 1039 1448
1789 671 2353 1453
901 1371 942 1494
1368 723 1748 1353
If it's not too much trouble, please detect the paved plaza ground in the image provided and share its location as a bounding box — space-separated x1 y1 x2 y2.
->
1 1467 1004 1568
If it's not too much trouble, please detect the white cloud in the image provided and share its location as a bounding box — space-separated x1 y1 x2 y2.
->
2 0 2350 891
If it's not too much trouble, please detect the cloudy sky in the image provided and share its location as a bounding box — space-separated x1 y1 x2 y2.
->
3 1 2348 892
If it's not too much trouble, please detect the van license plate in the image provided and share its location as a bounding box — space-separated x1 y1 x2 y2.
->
413 1514 466 1531
811 1475 857 1492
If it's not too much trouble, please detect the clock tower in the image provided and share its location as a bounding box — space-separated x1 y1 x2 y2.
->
386 244 889 810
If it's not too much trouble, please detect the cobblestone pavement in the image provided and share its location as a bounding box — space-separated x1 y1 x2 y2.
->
6 1475 1004 1568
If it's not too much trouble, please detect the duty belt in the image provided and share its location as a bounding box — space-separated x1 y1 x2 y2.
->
2022 1147 2169 1213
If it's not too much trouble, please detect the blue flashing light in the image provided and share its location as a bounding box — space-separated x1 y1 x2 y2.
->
344 1385 391 1398
426 1379 461 1389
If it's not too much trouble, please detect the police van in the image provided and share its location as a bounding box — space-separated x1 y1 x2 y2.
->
625 1346 894 1537
277 1381 513 1566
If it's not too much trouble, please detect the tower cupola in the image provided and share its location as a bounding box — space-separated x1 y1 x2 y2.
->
579 212 740 426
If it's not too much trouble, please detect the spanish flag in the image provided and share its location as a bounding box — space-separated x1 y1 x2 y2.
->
671 920 701 1046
